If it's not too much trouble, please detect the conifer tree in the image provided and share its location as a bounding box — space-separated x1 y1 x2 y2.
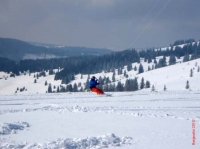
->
127 63 132 71
140 77 145 89
57 86 60 92
151 85 155 91
148 66 151 71
145 80 150 88
190 69 193 77
138 63 144 74
133 77 139 91
73 83 78 92
48 84 52 93
116 82 124 91
84 78 90 90
34 79 37 83
164 85 167 91
134 66 137 71
186 80 189 89
112 72 115 82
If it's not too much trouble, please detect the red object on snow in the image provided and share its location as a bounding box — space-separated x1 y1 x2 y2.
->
91 88 104 95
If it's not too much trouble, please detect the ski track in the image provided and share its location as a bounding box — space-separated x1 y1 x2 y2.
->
0 91 200 149
1 91 200 122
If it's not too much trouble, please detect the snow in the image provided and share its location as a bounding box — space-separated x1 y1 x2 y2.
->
0 91 200 149
1 55 200 148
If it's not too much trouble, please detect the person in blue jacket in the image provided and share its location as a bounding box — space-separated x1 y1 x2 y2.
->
89 76 104 94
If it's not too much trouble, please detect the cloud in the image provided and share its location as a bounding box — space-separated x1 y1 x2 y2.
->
0 0 200 50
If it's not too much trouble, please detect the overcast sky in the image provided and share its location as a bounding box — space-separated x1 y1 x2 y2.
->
0 0 200 51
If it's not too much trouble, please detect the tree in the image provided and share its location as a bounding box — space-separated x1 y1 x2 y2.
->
115 82 124 91
134 66 137 71
164 85 167 91
127 63 132 71
84 78 90 90
183 54 190 62
145 80 150 88
151 85 155 91
34 79 37 83
112 72 116 82
140 77 145 89
67 84 73 92
190 69 193 77
169 55 176 65
73 83 78 92
48 84 52 93
45 81 48 86
57 86 60 92
185 80 189 89
148 66 151 71
138 63 144 74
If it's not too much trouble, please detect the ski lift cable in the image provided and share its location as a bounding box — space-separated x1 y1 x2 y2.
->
115 0 170 64
128 0 171 49
127 0 161 49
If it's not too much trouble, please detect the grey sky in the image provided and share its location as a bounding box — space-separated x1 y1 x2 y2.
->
0 0 200 51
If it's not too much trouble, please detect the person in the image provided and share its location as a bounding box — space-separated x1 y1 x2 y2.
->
89 76 104 95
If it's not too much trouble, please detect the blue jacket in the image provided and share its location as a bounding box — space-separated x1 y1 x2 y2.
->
89 79 99 88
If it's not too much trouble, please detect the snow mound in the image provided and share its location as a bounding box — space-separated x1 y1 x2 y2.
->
0 122 29 135
0 133 132 149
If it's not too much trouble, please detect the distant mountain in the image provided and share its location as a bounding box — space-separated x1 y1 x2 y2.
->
0 38 113 61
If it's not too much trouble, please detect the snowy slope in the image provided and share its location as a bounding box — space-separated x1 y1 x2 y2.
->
1 57 200 148
0 57 200 95
0 91 200 149
69 58 200 92
0 71 61 95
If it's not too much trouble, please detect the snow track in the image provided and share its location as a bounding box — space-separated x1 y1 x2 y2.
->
0 91 200 149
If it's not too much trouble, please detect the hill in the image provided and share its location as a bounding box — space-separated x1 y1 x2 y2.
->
0 38 113 61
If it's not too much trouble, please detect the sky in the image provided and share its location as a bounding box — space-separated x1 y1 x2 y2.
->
0 0 200 51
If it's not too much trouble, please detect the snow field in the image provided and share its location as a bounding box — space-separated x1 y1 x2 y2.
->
0 91 200 149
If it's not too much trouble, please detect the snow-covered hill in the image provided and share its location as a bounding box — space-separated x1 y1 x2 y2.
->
1 55 200 149
0 57 200 95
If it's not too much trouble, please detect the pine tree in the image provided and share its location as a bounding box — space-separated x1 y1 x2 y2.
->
124 70 127 77
45 81 48 86
116 82 124 91
124 79 130 91
164 85 167 91
84 78 90 90
57 86 60 92
112 72 115 82
140 77 145 89
134 66 137 71
138 63 144 74
133 77 139 91
151 85 155 91
185 80 189 89
48 84 52 93
148 66 151 71
198 66 200 72
73 83 78 92
67 84 73 92
34 79 37 83
127 63 132 71
145 80 150 88
190 69 193 77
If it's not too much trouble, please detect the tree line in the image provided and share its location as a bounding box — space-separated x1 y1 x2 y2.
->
0 39 200 85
